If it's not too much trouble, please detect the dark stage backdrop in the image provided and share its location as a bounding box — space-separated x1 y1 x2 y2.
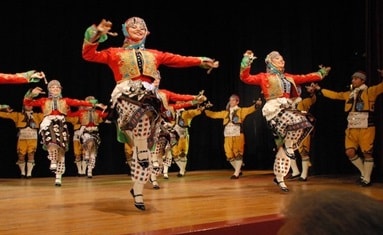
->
0 1 382 179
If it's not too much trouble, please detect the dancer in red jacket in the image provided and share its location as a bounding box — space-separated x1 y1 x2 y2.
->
24 80 103 186
239 50 330 192
82 17 218 210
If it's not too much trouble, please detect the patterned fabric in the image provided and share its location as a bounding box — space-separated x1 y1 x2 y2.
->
268 109 313 150
40 118 69 151
274 148 291 177
81 128 101 148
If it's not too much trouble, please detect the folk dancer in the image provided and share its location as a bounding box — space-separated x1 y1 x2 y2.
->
67 96 107 178
239 50 330 191
82 17 218 210
23 80 102 186
204 94 261 179
0 105 44 178
314 71 383 186
149 88 207 189
287 83 318 181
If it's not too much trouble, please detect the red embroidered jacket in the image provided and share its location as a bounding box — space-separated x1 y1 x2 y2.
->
82 43 204 83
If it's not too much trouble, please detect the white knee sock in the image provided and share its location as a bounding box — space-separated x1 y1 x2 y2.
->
290 159 300 176
26 161 34 177
176 159 187 175
17 161 26 176
363 159 374 183
163 165 169 175
75 161 82 174
234 160 243 176
350 155 364 177
300 157 310 179
230 160 236 174
150 173 159 188
81 160 87 175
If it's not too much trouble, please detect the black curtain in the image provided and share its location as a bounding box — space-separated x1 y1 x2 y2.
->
366 0 383 181
1 0 381 178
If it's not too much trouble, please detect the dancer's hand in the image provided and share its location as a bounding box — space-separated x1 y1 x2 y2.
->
200 57 219 74
85 19 117 43
0 104 12 112
318 65 331 78
31 87 45 96
241 50 257 67
96 19 118 36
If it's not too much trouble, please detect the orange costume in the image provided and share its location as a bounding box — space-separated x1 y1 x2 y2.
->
170 105 210 178
205 94 258 179
318 71 383 186
0 106 44 178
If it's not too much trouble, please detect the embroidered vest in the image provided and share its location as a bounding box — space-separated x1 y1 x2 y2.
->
117 49 158 82
42 99 68 115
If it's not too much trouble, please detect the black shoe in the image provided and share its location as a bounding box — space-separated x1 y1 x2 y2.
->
239 172 243 176
130 188 145 211
356 176 364 185
298 177 307 182
273 178 289 192
230 175 239 179
286 173 300 180
177 173 184 177
360 180 372 187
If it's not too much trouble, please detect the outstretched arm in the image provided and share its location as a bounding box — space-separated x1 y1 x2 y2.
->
0 71 45 84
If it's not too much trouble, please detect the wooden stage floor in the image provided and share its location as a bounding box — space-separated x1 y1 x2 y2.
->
1 170 383 235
